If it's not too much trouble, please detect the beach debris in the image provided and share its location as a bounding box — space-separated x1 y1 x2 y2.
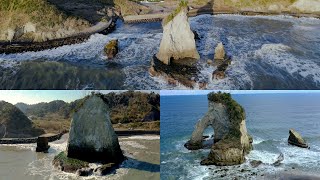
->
36 135 50 153
288 129 308 148
104 39 119 59
185 92 253 166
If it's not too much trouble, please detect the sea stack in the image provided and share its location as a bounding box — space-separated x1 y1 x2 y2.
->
149 1 201 88
67 95 124 163
36 135 50 153
288 129 308 148
185 92 253 166
156 1 200 65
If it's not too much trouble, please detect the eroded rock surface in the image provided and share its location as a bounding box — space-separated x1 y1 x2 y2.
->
288 129 308 148
104 39 119 59
156 5 199 65
67 95 124 163
185 92 253 166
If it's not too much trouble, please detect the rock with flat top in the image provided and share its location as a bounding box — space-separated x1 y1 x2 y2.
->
36 135 50 153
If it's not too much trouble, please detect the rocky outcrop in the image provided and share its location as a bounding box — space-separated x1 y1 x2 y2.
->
104 39 119 59
36 135 50 153
67 95 124 164
214 42 226 61
142 107 160 122
185 92 252 166
212 43 231 80
288 129 308 148
156 5 200 65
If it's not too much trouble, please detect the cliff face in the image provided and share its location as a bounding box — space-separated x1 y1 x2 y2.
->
156 6 200 65
185 92 252 166
67 95 124 163
0 101 44 138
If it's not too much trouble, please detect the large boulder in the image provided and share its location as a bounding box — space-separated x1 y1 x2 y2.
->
288 129 308 148
67 95 124 163
185 92 252 166
104 39 119 59
214 42 226 61
156 3 200 65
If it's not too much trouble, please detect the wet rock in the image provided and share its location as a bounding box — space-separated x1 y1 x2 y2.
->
76 168 93 176
36 135 50 153
212 59 231 80
272 153 284 167
250 160 263 168
104 39 119 59
212 70 225 80
186 92 253 165
52 151 89 173
67 95 124 164
93 163 118 176
156 5 200 65
149 55 200 88
193 30 200 40
288 129 308 148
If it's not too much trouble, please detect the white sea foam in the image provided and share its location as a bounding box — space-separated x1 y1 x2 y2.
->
122 135 160 140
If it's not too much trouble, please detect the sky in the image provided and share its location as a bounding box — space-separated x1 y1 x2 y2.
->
0 90 157 105
160 90 320 96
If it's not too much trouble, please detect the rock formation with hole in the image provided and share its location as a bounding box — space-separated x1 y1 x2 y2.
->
184 92 252 166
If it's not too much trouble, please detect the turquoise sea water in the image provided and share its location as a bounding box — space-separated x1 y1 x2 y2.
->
160 93 320 179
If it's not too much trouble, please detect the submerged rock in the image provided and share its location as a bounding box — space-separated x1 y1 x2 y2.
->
185 92 253 166
53 151 89 173
288 129 308 148
156 3 200 65
250 160 263 168
67 95 124 163
36 135 50 153
104 39 119 59
272 153 284 167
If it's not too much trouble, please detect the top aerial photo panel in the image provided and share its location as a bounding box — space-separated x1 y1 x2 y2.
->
0 0 319 90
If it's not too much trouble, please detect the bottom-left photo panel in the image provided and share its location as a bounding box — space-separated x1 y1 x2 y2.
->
0 90 160 180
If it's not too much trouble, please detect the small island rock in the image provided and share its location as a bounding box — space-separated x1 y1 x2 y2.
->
104 39 119 59
288 129 308 148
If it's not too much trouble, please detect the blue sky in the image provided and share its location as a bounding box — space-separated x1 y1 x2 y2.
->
0 90 156 105
160 90 320 96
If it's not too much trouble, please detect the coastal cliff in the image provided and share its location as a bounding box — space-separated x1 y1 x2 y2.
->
185 92 252 166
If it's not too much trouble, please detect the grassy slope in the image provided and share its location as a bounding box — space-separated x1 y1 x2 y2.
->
0 0 89 41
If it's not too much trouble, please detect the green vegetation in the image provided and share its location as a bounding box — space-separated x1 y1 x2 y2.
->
164 0 188 25
15 91 160 133
208 92 245 138
53 151 89 172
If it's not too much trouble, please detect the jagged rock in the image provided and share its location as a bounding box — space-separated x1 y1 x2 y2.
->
53 152 89 173
149 55 200 88
93 163 118 176
104 39 119 59
272 153 284 167
214 42 226 61
76 168 93 176
185 92 253 166
212 59 231 80
250 160 263 168
288 129 308 148
67 95 124 163
156 4 200 65
212 70 225 80
36 135 50 153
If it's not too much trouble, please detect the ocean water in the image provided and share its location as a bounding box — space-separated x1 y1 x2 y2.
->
160 93 320 179
0 134 160 180
1 14 320 89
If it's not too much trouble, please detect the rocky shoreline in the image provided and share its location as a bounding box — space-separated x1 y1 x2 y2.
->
0 18 117 55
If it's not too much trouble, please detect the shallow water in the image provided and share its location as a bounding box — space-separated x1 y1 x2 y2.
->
0 134 160 180
0 15 320 89
160 93 320 179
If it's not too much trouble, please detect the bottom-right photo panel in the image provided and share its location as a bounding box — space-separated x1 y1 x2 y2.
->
160 90 320 180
